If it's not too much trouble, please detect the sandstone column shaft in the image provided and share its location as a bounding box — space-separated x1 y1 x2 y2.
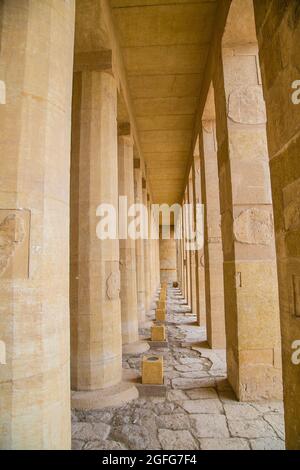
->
70 70 122 391
192 155 206 326
134 164 146 322
0 0 75 449
142 185 151 311
188 174 201 322
200 121 226 348
214 44 282 400
118 133 139 345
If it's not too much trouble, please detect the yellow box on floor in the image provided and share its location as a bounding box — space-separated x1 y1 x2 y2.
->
151 325 166 341
142 355 164 385
156 309 166 322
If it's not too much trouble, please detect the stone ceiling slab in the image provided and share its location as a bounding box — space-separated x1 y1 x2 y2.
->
112 3 217 47
111 0 218 204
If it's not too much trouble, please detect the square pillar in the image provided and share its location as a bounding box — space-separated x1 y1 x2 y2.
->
213 44 282 400
199 120 226 348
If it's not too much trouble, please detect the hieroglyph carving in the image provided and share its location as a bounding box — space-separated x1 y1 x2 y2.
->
0 214 25 276
233 208 273 245
228 85 266 125
106 267 120 300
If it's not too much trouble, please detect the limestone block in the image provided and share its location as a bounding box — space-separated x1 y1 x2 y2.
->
142 355 164 385
228 85 267 125
233 208 274 245
151 325 166 342
155 309 166 323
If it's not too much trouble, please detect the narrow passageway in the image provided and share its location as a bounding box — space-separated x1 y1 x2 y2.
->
72 286 285 451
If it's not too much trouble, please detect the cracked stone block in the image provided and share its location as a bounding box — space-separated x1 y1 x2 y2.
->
200 438 250 450
72 422 111 441
263 413 285 440
158 429 199 450
186 388 219 400
228 418 277 439
223 403 261 420
181 399 223 415
167 390 188 401
155 414 190 430
192 414 230 438
83 440 127 450
172 377 216 390
250 438 285 450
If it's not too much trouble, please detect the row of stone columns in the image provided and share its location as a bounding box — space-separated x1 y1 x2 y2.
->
176 42 282 403
0 1 160 449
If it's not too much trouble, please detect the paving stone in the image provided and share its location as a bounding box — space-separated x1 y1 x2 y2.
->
200 438 250 450
167 390 188 401
250 438 285 450
263 413 285 439
223 403 261 420
186 388 219 400
158 429 199 450
72 439 85 450
181 399 223 415
111 424 160 450
172 377 216 390
72 422 111 441
228 418 277 439
191 414 230 438
156 414 190 430
83 440 127 450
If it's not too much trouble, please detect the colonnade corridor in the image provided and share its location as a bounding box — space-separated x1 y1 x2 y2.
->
0 0 300 453
72 285 285 450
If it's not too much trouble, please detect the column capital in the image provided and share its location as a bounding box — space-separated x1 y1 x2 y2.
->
74 49 112 73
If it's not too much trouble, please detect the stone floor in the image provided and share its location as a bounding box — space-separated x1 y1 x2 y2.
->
72 287 285 451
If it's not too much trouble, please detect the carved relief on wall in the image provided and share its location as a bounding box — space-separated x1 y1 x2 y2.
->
0 210 30 279
105 260 120 300
233 208 273 245
228 85 266 125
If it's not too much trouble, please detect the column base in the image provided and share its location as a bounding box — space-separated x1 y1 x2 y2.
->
122 339 150 355
71 370 138 410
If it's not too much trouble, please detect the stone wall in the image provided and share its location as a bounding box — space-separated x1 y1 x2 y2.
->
254 0 300 450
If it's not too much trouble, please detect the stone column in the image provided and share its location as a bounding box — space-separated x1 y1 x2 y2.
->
118 125 139 345
199 120 226 348
213 44 282 400
183 193 192 307
0 1 75 449
134 159 146 323
142 182 151 312
70 69 122 392
254 0 300 448
188 172 202 323
192 154 206 326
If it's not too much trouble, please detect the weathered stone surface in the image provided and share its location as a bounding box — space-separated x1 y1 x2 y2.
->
192 415 230 438
228 418 276 439
72 422 111 441
228 85 266 125
156 414 190 431
250 438 285 451
223 403 261 420
186 388 219 400
172 377 216 390
84 440 127 450
233 208 273 245
158 429 199 450
200 438 250 450
181 399 223 415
